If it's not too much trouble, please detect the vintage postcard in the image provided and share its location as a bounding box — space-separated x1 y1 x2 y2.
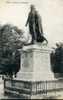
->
0 0 63 99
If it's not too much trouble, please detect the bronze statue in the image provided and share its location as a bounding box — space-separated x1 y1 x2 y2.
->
25 5 48 44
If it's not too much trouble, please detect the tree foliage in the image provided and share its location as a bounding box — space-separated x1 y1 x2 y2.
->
50 42 63 78
0 24 25 77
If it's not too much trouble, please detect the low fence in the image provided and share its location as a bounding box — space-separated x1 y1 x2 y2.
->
4 78 63 98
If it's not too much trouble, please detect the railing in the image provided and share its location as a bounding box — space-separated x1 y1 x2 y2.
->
4 78 63 98
31 80 63 96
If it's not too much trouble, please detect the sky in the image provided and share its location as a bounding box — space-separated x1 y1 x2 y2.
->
0 0 63 47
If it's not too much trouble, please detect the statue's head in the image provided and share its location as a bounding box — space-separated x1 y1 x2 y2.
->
30 4 36 13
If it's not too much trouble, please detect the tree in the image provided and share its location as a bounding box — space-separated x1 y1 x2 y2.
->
0 24 26 78
50 42 63 78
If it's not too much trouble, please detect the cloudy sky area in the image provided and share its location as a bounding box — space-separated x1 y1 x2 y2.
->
0 0 63 47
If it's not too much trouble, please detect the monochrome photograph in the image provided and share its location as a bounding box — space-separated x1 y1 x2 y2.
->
0 0 63 99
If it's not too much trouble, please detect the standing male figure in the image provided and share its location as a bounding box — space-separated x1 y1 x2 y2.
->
25 5 48 44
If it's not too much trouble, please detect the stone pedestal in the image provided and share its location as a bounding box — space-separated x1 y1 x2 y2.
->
17 44 54 81
4 44 56 99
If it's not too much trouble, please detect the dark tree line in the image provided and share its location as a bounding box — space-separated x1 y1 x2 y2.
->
50 43 63 78
0 24 26 78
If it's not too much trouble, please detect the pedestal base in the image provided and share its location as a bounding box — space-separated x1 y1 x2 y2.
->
4 44 58 99
17 44 54 81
